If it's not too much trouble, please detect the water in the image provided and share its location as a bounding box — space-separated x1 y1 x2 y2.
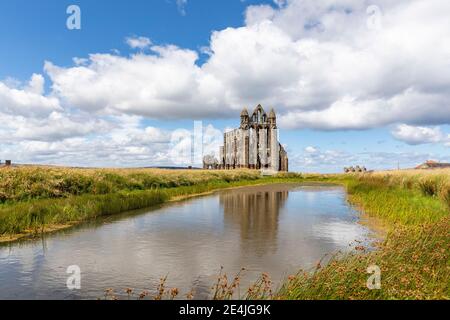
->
0 184 372 300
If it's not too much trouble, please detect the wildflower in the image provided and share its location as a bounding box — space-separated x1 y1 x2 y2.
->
170 288 179 299
125 288 133 295
139 291 149 300
186 291 194 300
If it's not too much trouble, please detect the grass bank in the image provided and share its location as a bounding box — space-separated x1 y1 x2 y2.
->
269 170 450 300
0 167 303 242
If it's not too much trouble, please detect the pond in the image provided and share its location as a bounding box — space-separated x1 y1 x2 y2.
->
0 184 373 299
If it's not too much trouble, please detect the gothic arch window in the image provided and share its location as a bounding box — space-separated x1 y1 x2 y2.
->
253 105 266 124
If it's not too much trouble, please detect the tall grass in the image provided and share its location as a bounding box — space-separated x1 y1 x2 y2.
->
0 189 168 235
275 217 449 300
272 169 450 300
345 176 448 225
371 169 450 209
0 167 262 203
0 167 304 239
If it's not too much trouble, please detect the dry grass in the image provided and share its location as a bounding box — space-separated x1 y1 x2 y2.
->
373 168 450 177
364 169 450 211
0 166 261 203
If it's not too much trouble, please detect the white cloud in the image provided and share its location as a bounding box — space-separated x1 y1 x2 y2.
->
0 108 225 168
293 147 357 171
391 124 450 146
245 5 275 25
305 146 318 153
291 146 444 173
0 112 111 142
0 74 61 117
176 0 188 16
40 0 450 130
26 74 45 95
44 47 229 119
126 36 152 50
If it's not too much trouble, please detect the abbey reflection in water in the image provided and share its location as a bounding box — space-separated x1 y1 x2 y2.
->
220 186 289 255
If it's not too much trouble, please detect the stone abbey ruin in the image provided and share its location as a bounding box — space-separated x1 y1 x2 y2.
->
204 105 288 172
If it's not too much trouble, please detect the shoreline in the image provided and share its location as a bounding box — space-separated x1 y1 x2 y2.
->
0 178 310 245
0 179 388 245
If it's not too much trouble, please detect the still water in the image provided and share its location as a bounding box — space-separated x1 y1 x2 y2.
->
0 184 372 299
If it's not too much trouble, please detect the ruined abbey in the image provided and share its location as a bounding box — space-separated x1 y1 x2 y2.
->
215 105 288 172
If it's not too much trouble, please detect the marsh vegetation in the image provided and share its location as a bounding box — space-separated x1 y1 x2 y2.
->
0 167 301 240
273 169 450 300
0 166 448 300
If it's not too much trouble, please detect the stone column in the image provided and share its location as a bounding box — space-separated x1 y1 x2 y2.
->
270 128 280 171
249 128 257 168
258 128 268 168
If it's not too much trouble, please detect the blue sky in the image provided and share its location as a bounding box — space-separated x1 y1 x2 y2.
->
0 0 271 78
0 0 449 172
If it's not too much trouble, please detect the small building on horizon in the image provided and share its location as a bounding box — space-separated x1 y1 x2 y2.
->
415 160 450 170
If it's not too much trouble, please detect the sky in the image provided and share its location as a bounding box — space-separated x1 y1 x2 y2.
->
0 0 449 173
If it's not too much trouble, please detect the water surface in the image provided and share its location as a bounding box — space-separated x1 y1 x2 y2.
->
0 184 372 299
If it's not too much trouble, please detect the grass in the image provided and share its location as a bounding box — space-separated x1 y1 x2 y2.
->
268 169 450 300
0 166 304 241
274 217 449 300
0 166 264 203
342 175 448 226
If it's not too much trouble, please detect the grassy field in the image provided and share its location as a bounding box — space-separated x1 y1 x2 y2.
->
0 166 302 241
0 167 262 203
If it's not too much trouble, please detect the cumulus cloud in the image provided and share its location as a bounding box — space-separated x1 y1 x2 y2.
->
40 0 450 130
0 109 224 168
391 124 450 146
0 74 61 117
0 112 111 142
44 47 229 119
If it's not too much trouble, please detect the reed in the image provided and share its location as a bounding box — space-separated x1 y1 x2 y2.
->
0 167 305 240
274 217 449 300
344 176 448 226
272 169 450 300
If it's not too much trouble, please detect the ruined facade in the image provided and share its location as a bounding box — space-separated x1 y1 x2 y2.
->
217 105 288 172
